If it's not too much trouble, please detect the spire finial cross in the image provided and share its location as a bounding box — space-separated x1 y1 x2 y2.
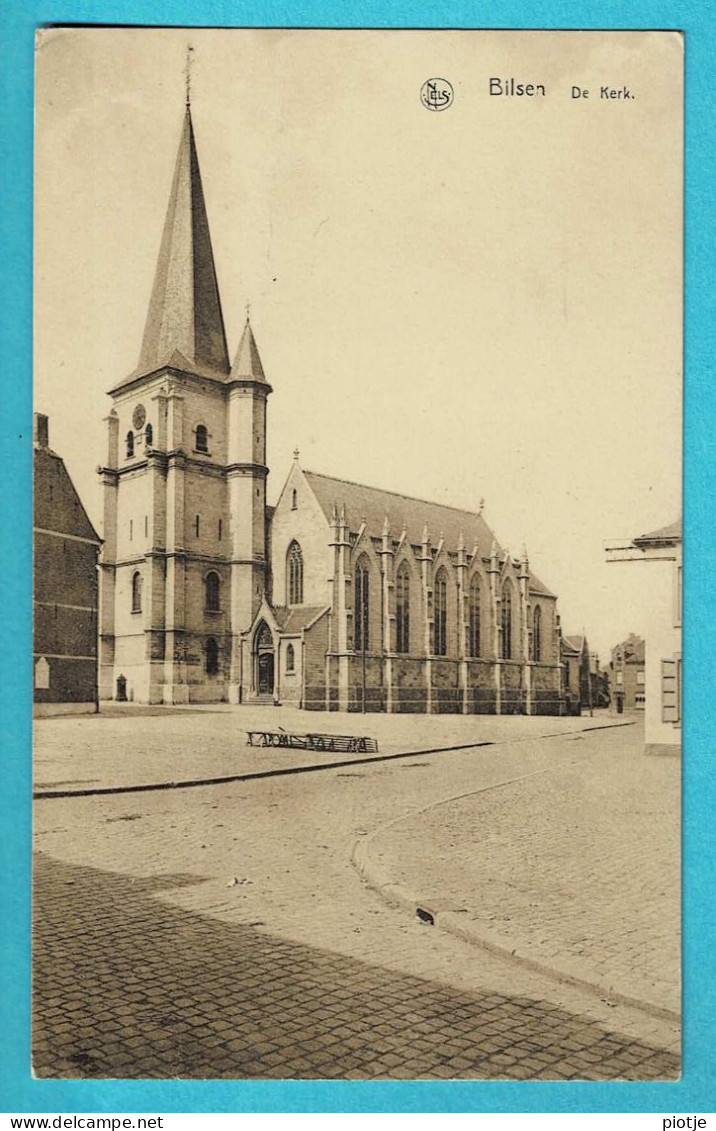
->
246 299 251 322
185 44 194 108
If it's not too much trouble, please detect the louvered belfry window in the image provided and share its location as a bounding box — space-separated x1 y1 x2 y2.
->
205 571 220 612
131 571 142 614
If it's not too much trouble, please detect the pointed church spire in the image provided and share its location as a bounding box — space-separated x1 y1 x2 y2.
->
134 103 230 382
231 313 267 381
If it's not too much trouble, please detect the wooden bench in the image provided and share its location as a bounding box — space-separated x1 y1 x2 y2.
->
247 730 378 754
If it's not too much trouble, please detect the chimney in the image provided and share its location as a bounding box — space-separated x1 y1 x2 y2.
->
34 413 49 448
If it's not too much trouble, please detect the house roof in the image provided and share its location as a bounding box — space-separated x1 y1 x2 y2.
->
113 106 230 392
34 447 101 544
272 605 329 633
633 517 682 547
303 469 555 596
611 634 645 663
562 634 585 655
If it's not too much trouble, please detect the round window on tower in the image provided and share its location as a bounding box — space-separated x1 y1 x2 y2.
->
132 404 146 430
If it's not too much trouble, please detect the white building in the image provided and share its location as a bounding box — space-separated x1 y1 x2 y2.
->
606 519 682 753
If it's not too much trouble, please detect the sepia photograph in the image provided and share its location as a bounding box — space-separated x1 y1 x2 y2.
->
32 27 682 1082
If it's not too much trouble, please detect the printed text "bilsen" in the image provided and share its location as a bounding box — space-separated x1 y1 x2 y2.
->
489 78 546 97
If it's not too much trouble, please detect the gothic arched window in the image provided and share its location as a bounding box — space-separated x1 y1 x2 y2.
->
131 571 142 614
434 568 448 656
355 556 371 652
205 571 220 612
396 562 410 654
287 541 304 605
469 575 482 658
126 431 134 458
195 424 209 453
533 604 542 662
145 423 153 448
205 637 219 675
501 581 513 660
286 643 295 672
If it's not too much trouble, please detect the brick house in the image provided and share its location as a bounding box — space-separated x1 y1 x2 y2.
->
608 633 646 712
34 414 102 714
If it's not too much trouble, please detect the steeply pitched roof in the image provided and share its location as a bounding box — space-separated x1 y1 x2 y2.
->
302 468 555 596
304 470 497 555
231 319 267 381
34 447 101 544
113 106 230 391
529 573 555 598
272 605 329 633
633 517 682 546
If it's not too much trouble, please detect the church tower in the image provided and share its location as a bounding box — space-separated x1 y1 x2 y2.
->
99 103 271 704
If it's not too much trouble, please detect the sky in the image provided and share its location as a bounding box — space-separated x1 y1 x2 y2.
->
34 28 682 660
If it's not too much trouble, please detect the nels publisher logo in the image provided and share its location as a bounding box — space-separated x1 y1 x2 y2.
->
420 78 454 111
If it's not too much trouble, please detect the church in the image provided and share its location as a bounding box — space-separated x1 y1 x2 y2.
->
98 103 565 715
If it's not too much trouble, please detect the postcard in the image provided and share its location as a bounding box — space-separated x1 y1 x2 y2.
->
32 27 682 1081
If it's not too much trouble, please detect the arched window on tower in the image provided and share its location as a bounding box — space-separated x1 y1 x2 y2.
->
469 575 482 658
501 581 513 660
205 637 219 675
396 562 410 654
195 424 209 453
287 541 304 605
145 423 153 448
434 568 448 656
533 604 542 662
286 643 295 672
355 556 371 652
126 431 134 458
131 571 142 614
205 571 220 612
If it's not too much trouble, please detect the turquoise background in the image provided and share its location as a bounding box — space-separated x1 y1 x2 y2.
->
1 0 712 1114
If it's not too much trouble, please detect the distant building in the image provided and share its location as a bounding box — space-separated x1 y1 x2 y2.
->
608 633 646 712
34 414 102 714
589 651 610 709
560 634 592 715
606 519 682 753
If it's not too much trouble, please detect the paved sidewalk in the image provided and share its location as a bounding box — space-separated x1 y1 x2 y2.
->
34 703 628 794
355 721 680 1017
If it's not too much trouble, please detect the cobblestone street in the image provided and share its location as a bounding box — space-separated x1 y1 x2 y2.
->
33 709 680 1081
33 703 626 793
33 853 676 1081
